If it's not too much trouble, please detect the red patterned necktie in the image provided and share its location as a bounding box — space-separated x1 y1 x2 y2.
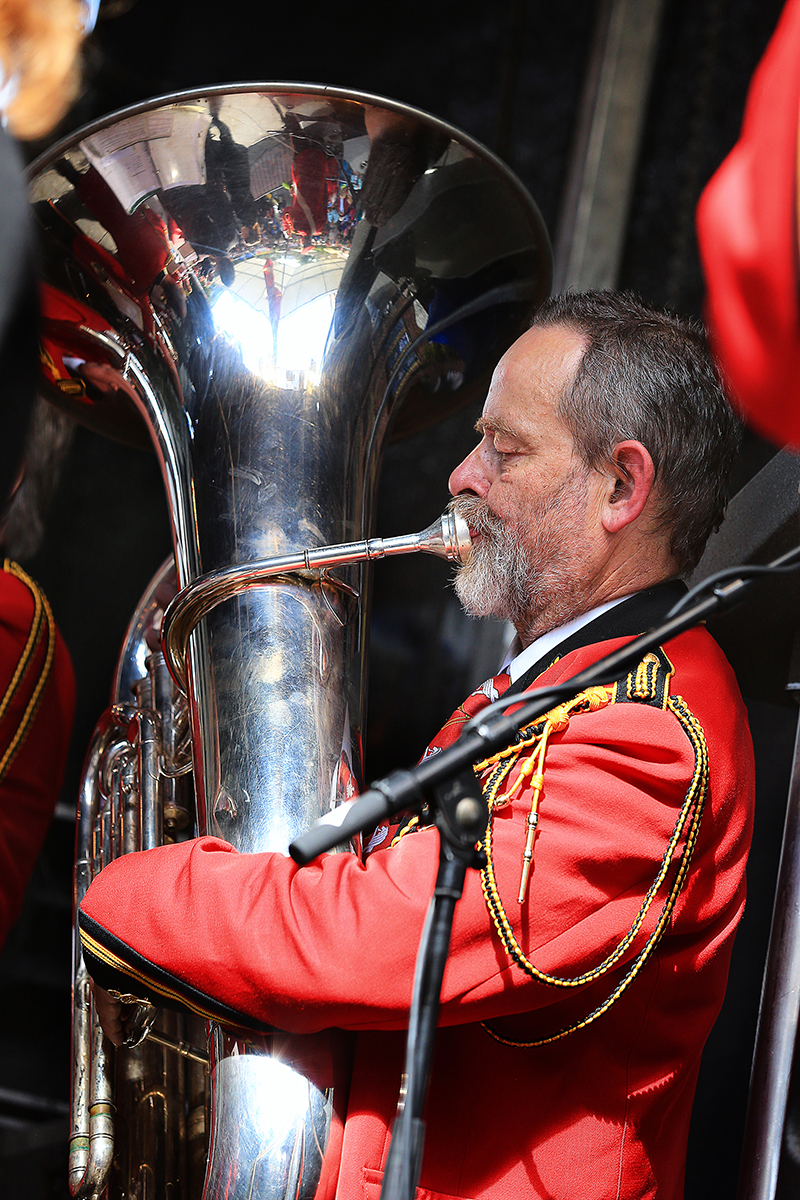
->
420 670 512 757
361 670 512 857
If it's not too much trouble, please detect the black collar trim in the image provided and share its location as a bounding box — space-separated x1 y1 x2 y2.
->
507 580 688 698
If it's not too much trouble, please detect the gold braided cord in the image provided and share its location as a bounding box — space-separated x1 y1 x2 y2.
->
0 560 45 725
479 694 709 1047
392 687 614 845
473 685 613 774
80 928 228 1027
390 815 421 847
0 560 57 784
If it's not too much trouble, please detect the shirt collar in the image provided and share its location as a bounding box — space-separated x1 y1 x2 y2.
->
501 594 633 683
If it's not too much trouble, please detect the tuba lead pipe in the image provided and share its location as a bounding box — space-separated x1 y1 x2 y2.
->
160 509 472 693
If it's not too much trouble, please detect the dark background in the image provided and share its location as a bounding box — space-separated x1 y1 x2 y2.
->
1 1 796 1196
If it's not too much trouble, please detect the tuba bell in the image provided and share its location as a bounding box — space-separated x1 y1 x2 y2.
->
28 84 551 1200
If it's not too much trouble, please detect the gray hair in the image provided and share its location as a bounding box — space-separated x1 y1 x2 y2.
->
531 290 741 575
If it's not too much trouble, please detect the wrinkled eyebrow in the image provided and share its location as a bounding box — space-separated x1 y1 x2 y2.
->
474 415 522 439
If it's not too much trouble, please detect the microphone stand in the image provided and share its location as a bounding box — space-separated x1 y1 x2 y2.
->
379 767 488 1200
289 541 800 1200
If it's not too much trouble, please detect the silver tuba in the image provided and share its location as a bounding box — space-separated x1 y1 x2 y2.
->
28 85 551 1200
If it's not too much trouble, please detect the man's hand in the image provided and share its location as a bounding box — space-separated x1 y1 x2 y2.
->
89 980 126 1046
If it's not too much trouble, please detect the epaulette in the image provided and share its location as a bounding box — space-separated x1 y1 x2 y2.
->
611 646 674 711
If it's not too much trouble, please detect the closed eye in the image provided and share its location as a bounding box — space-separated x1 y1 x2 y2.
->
474 417 531 463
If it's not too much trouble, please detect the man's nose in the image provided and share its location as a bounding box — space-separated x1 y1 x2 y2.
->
448 444 489 498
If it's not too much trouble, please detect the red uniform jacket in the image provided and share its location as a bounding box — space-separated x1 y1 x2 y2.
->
0 562 75 945
80 591 753 1200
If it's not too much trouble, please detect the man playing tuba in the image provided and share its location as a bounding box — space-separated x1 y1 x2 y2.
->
80 289 753 1200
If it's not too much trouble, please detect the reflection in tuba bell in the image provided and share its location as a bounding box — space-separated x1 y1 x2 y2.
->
28 85 552 1199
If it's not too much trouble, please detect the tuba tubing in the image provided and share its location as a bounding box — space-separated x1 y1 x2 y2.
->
161 508 472 691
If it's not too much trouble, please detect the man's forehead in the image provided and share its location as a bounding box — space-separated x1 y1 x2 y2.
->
501 323 586 387
476 325 584 431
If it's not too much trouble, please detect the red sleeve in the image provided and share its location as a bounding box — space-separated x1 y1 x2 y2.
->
696 0 800 449
0 563 75 946
79 637 748 1036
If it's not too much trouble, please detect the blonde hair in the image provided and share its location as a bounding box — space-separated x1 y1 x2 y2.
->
0 0 83 140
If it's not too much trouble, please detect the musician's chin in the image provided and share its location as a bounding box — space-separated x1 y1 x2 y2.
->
453 551 514 621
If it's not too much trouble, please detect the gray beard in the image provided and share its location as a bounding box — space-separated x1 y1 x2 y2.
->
450 496 536 626
450 475 590 638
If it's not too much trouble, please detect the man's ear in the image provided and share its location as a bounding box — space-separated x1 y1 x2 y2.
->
600 440 656 533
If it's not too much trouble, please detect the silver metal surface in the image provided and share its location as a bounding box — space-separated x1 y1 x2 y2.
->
70 712 124 1199
70 583 204 1200
553 0 665 291
736 711 800 1200
33 84 551 1200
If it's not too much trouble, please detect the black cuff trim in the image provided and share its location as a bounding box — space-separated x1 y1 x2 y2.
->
78 908 273 1035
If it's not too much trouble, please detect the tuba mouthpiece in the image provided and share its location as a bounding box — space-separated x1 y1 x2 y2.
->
412 509 472 565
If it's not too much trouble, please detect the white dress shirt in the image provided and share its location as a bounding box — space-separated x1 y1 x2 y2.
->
500 594 632 683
